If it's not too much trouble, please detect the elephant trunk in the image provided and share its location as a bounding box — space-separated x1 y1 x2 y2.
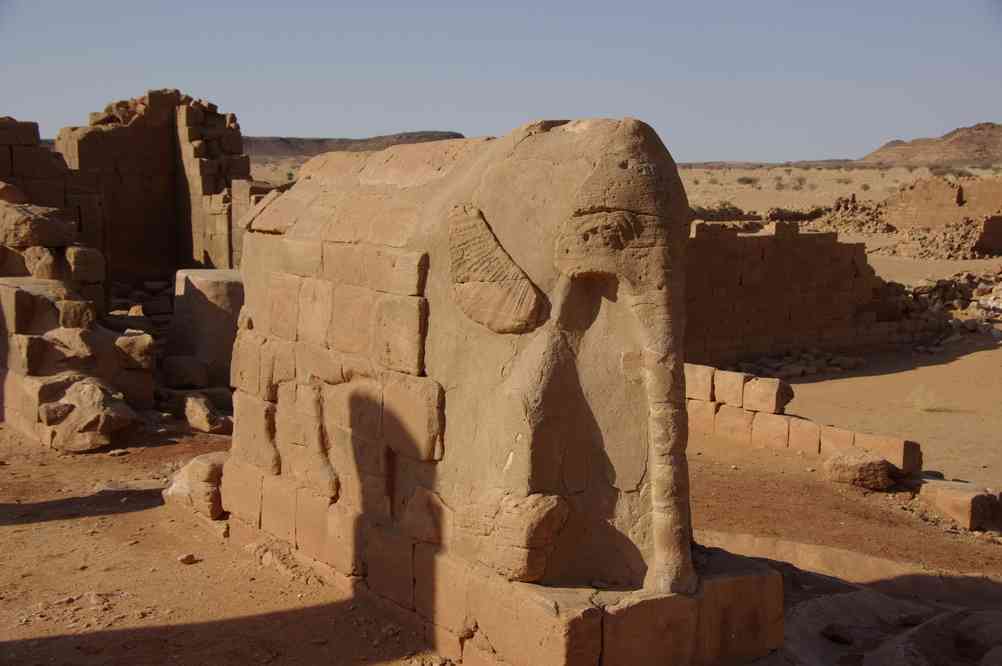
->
628 269 698 595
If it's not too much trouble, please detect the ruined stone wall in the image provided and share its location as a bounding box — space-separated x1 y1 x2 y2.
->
0 118 106 308
684 223 943 364
56 91 181 282
55 89 250 282
175 100 250 268
884 176 1002 229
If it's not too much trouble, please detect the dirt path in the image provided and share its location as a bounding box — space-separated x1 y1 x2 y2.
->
0 429 441 666
689 435 1002 577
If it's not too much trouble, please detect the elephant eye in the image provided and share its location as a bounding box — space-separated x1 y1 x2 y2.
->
448 204 548 334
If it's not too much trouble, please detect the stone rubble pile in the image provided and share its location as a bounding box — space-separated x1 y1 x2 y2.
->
909 269 1002 342
801 196 895 235
876 216 1002 260
729 349 867 379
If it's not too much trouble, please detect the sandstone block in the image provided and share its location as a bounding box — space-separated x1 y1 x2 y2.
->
64 246 105 283
468 577 602 666
40 380 139 452
714 405 753 446
22 246 63 279
170 269 244 386
820 425 854 457
400 486 453 545
329 284 374 354
0 333 44 375
322 242 365 286
920 480 998 531
854 432 922 476
363 246 428 296
258 337 295 401
220 459 264 525
230 329 263 395
0 180 26 203
413 544 473 634
373 294 427 374
163 451 228 519
57 299 96 329
693 559 784 664
162 355 209 389
751 412 790 449
788 417 821 455
261 474 298 543
0 118 41 145
295 487 331 561
713 370 748 407
281 238 322 277
686 399 719 436
11 145 67 179
0 203 77 248
294 341 343 385
184 394 232 434
743 377 794 414
324 501 363 575
684 363 715 401
114 332 155 370
267 272 302 341
231 390 279 474
603 593 699 665
382 372 444 461
322 378 382 442
296 277 333 347
365 526 415 609
19 178 66 208
824 450 895 491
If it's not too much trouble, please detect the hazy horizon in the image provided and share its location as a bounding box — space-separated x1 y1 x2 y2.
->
3 0 1000 162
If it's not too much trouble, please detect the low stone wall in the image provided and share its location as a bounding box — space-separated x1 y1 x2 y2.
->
683 362 923 475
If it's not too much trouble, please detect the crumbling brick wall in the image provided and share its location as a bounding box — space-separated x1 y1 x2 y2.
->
685 223 943 364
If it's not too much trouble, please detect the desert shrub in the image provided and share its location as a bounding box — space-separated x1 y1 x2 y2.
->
836 177 853 185
286 170 295 181
929 165 975 178
736 176 759 186
906 165 918 173
708 177 720 185
808 183 818 191
861 183 871 191
692 178 701 185
691 200 758 221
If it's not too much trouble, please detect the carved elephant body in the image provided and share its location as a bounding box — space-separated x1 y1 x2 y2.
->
230 118 695 593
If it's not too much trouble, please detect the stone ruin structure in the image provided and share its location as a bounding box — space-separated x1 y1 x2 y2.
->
0 89 258 452
219 119 783 664
684 223 947 364
54 88 259 279
0 117 156 451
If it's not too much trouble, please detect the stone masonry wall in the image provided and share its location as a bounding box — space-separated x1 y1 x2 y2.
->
685 222 944 365
55 89 250 282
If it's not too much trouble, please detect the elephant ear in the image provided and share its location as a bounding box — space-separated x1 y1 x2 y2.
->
448 204 547 334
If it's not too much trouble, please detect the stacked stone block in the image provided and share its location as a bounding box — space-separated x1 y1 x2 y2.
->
0 276 153 451
176 101 251 269
685 223 944 364
684 362 923 476
0 119 107 308
55 89 251 282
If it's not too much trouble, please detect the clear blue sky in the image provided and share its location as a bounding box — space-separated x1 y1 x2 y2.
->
2 0 1000 161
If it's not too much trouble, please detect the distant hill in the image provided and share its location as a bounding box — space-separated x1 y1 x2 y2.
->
862 122 1002 166
244 131 465 159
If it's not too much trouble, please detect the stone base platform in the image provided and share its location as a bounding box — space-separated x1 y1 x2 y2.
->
219 514 783 665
